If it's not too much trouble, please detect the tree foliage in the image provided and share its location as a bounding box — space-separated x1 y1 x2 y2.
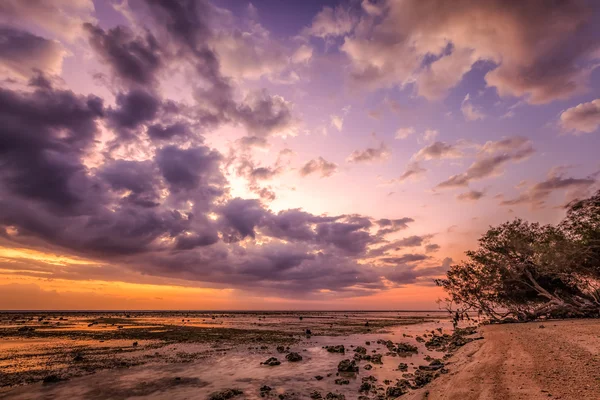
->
437 190 600 321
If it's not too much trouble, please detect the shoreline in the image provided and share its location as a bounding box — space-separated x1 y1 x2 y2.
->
407 319 600 400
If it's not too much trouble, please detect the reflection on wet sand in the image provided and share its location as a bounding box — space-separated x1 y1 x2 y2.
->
0 311 481 399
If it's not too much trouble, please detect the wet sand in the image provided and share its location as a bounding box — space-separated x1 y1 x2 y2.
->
1 311 463 399
407 319 600 400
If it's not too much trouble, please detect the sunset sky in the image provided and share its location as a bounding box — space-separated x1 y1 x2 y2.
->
0 0 599 310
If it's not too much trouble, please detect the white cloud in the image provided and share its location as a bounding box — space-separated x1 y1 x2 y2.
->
560 99 600 134
395 127 415 139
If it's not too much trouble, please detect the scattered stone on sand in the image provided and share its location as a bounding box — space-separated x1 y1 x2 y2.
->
354 346 367 355
337 359 359 373
359 381 372 392
306 329 312 335
285 352 303 362
262 357 281 366
259 385 272 397
386 385 407 398
369 354 383 364
363 364 373 370
412 370 435 388
419 359 444 371
207 389 243 400
310 391 323 399
325 393 345 400
425 327 482 352
276 346 286 353
326 345 345 353
315 375 324 380
398 363 408 371
334 378 350 385
395 342 419 357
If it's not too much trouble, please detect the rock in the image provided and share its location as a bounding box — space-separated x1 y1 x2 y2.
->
277 345 286 353
306 329 312 335
413 370 434 388
310 391 323 399
363 364 373 370
325 393 345 400
337 359 359 373
418 359 444 372
354 346 367 355
365 341 370 345
369 354 383 364
326 345 345 353
359 382 372 392
539 324 546 329
415 336 425 343
286 352 303 362
386 385 407 398
315 375 324 380
208 389 243 400
72 353 84 362
42 375 62 384
262 357 281 366
398 363 408 371
334 378 349 385
260 385 272 397
396 342 418 356
132 341 138 347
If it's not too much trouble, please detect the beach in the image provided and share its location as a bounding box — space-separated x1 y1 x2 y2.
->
407 319 600 400
1 312 598 399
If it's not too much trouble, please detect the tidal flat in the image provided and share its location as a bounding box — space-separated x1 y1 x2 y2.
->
0 311 480 399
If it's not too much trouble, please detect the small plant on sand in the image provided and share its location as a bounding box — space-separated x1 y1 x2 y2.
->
436 190 600 322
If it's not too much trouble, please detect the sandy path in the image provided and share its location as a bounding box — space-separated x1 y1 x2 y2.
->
407 320 600 400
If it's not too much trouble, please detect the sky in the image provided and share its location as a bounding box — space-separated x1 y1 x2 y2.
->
0 0 599 310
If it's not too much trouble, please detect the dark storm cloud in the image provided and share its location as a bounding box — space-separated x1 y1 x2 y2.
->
97 160 161 208
0 8 446 298
261 209 339 242
156 145 224 195
500 174 596 208
108 89 160 132
0 84 103 211
218 198 266 241
380 254 429 265
384 257 452 285
368 234 430 257
375 218 414 236
0 26 65 79
235 90 296 138
85 23 162 86
147 122 191 141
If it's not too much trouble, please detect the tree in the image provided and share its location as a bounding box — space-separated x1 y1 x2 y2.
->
436 190 600 321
